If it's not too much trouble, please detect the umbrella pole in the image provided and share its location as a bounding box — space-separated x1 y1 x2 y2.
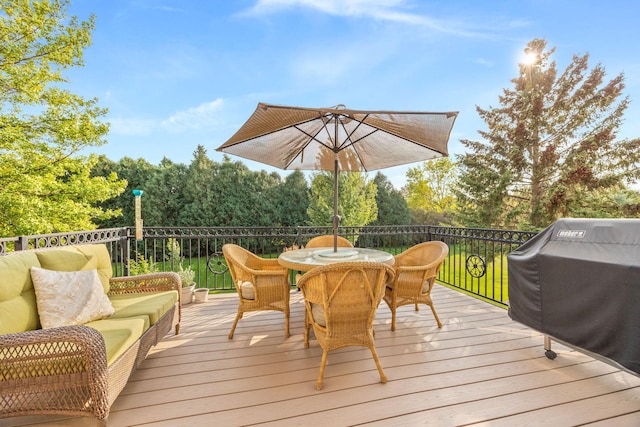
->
333 155 339 253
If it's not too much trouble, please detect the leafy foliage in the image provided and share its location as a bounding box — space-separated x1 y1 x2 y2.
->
127 253 157 275
0 0 126 236
307 170 377 228
166 238 195 286
457 38 640 229
405 157 458 225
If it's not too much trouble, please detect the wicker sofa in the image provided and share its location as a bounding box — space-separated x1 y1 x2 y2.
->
0 244 181 424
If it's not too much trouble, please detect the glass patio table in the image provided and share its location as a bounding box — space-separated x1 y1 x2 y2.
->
278 247 395 272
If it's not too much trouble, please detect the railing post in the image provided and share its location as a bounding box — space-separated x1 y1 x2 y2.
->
16 236 28 252
123 229 132 276
296 226 303 247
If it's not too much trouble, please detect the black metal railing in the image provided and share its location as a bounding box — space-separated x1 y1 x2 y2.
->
1 225 537 308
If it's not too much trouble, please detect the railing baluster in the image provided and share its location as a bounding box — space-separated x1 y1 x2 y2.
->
0 225 536 307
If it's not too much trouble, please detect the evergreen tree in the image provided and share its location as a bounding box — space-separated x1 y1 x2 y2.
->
179 145 218 226
457 38 639 229
92 156 158 228
269 170 309 226
372 172 411 225
144 158 188 226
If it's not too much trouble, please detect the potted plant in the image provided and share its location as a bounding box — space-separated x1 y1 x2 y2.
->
177 263 196 305
166 239 196 305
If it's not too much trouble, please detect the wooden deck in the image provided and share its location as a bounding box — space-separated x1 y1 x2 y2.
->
4 286 640 426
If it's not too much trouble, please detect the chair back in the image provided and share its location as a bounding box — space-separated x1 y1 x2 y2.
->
222 244 281 286
222 244 250 284
305 235 353 248
299 262 394 334
394 241 449 297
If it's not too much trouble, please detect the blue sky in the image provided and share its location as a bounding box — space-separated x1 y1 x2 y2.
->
66 0 640 189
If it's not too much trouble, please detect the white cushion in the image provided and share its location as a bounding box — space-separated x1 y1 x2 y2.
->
238 280 255 300
422 278 433 293
310 303 326 327
30 267 115 329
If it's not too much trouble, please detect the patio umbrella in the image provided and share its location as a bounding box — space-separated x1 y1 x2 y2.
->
216 103 458 252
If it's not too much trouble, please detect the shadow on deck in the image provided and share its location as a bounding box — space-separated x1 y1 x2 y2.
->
4 286 640 426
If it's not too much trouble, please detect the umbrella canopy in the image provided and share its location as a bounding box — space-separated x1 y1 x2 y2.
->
217 103 458 251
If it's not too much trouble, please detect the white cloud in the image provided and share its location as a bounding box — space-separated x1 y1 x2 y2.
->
151 6 186 13
246 0 485 37
109 99 225 136
475 58 494 68
161 99 225 132
291 46 374 84
250 0 413 18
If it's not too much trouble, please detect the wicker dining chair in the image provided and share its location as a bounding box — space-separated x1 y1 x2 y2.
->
305 235 354 248
382 241 449 331
297 261 395 390
222 244 290 339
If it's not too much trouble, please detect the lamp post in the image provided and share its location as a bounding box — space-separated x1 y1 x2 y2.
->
132 189 144 241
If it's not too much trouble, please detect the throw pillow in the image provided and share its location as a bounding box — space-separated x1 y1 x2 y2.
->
30 267 115 329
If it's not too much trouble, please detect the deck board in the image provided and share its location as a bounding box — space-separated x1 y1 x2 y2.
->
2 286 638 426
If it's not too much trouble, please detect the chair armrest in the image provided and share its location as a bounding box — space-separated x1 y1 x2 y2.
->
391 265 431 291
0 325 110 419
234 260 288 278
109 272 181 295
260 257 285 271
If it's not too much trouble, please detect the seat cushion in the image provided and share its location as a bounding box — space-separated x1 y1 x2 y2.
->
108 291 178 325
310 303 326 327
238 281 255 300
86 315 150 366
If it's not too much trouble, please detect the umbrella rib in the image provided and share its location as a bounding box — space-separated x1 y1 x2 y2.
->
218 116 323 151
335 114 374 171
281 121 333 170
336 113 366 151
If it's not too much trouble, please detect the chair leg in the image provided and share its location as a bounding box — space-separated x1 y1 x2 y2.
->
390 307 396 331
296 272 302 291
229 312 242 339
430 304 443 328
316 350 329 390
284 311 290 338
370 346 387 384
303 310 310 348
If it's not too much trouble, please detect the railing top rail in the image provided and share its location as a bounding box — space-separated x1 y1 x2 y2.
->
430 226 536 244
0 227 128 254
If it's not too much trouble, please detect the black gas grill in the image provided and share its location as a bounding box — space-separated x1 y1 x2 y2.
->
507 218 640 376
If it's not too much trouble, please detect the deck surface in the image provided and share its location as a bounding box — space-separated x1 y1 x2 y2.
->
3 286 639 426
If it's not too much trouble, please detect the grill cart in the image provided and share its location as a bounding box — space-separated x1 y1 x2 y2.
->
507 218 640 376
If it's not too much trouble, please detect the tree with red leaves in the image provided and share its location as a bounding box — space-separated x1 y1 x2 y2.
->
456 39 640 230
